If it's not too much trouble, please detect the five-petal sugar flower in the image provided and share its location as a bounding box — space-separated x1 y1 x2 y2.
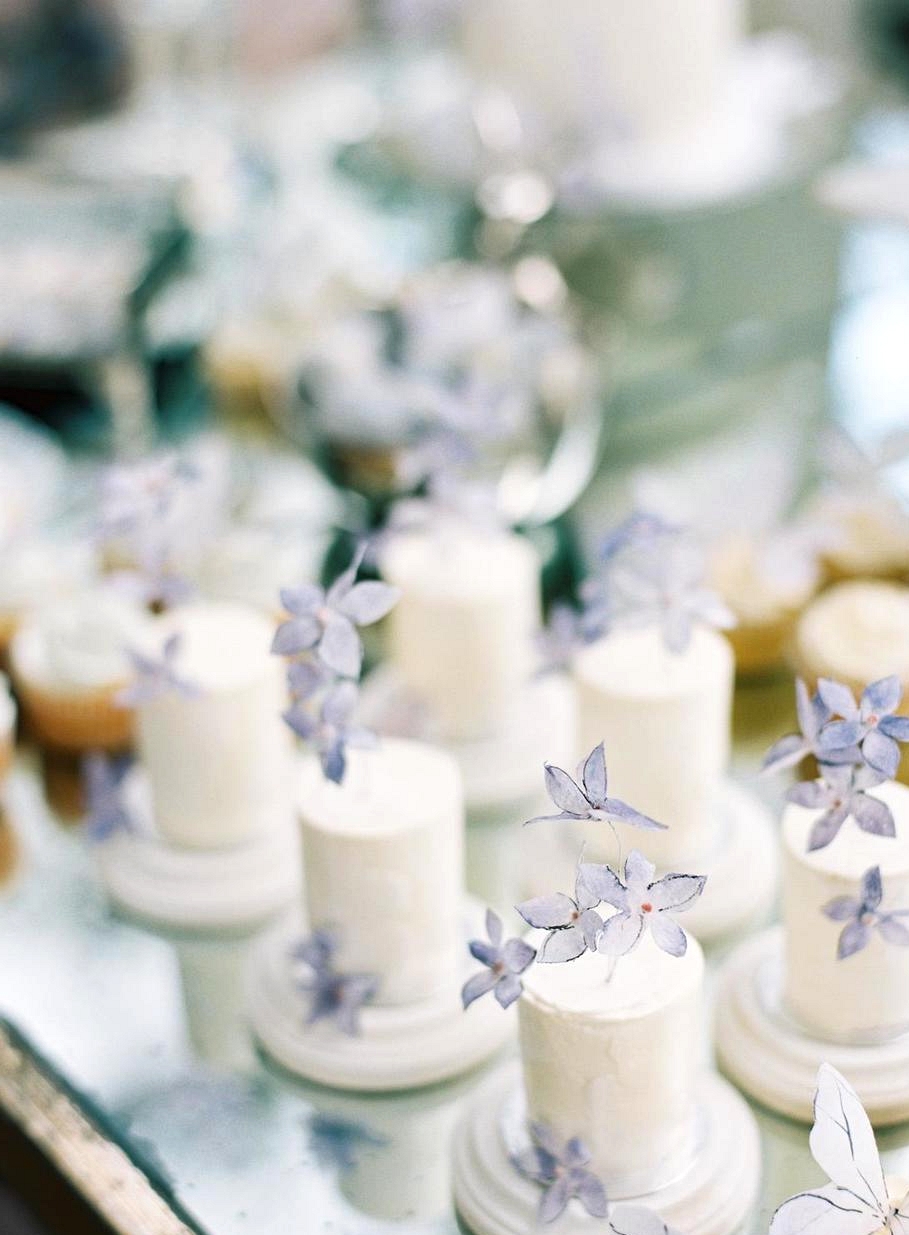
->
524 742 665 834
770 1063 909 1234
816 675 909 780
584 851 707 960
609 1206 681 1235
787 762 894 853
283 680 376 785
272 547 400 680
512 1123 609 1224
292 928 379 1037
462 909 536 1010
823 865 909 960
762 678 835 774
517 870 604 963
83 753 134 843
115 633 201 708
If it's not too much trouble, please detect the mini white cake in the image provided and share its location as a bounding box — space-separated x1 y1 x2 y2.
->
574 626 733 866
136 603 292 850
519 930 704 1190
381 528 541 742
782 781 909 1042
299 739 464 1006
460 0 743 147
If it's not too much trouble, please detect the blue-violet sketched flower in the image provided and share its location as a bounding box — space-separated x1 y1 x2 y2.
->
770 1063 909 1235
272 548 399 679
462 909 536 1010
823 865 909 959
585 850 706 959
292 928 378 1036
524 742 665 833
83 753 134 843
517 870 603 962
115 633 200 707
610 1206 681 1235
763 678 835 774
787 763 894 853
816 675 909 780
283 680 376 785
512 1123 608 1224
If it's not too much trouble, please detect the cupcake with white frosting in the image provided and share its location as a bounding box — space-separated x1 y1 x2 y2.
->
9 592 152 751
0 536 94 659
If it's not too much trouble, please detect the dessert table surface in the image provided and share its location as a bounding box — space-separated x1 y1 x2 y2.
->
3 678 909 1235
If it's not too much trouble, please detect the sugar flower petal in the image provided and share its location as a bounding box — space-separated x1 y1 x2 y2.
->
538 926 588 963
573 1172 609 1218
862 865 883 910
880 715 909 741
579 863 628 911
851 793 896 839
823 896 862 923
597 911 644 957
503 937 537 973
581 742 608 803
538 1176 571 1224
517 893 578 930
861 729 900 779
807 807 850 852
319 612 363 677
862 675 902 717
486 908 504 946
649 914 687 957
610 1204 679 1235
279 584 323 616
494 972 523 1008
817 678 859 720
337 580 400 625
877 916 909 947
624 850 656 891
647 873 707 913
817 720 865 753
543 763 591 816
603 797 666 831
272 616 322 656
461 969 498 1009
837 920 871 959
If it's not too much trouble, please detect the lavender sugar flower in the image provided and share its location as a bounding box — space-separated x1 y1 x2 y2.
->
816 675 909 779
283 680 376 785
292 928 378 1036
462 909 536 1010
524 742 665 834
512 1124 608 1224
585 850 706 959
788 762 894 852
762 678 836 774
115 633 200 707
272 548 399 679
517 870 604 963
823 865 909 959
83 753 134 843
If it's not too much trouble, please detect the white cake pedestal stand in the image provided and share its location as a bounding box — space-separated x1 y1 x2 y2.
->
521 779 777 945
716 927 909 1126
452 1063 761 1235
248 902 515 1092
94 769 300 932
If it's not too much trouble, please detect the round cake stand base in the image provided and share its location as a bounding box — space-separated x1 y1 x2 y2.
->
520 779 777 946
716 927 909 1126
452 1063 761 1235
95 771 300 932
248 901 515 1093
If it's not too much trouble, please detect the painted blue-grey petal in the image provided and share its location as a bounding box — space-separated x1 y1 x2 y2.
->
494 972 523 1008
579 908 604 951
817 678 859 720
322 740 346 785
512 1146 554 1183
486 908 503 946
862 674 902 718
318 613 363 678
461 969 498 1009
287 660 327 700
817 719 864 753
838 919 871 960
762 733 808 774
851 793 897 839
787 780 831 810
877 916 909 947
538 1175 571 1224
861 729 900 779
768 1185 875 1235
853 763 888 792
516 893 577 930
279 583 323 617
529 1123 563 1160
796 677 829 742
322 681 358 727
649 914 687 957
337 975 378 1034
162 632 182 661
661 606 692 655
807 806 849 852
624 850 656 891
602 797 666 831
597 911 644 957
573 1171 609 1219
503 937 536 973
469 939 500 967
282 706 317 741
272 616 321 656
861 866 883 911
543 764 590 816
538 926 587 963
879 714 909 741
580 863 629 911
823 896 861 922
581 742 608 805
574 867 601 912
648 873 706 913
561 1138 590 1168
522 811 578 827
337 580 400 626
325 545 367 606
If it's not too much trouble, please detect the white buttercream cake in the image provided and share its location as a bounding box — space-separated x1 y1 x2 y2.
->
381 527 541 742
519 930 705 1191
793 581 909 699
782 780 909 1042
299 738 464 1006
135 603 293 849
573 625 733 866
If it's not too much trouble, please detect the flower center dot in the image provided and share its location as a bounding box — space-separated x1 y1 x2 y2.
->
641 902 653 913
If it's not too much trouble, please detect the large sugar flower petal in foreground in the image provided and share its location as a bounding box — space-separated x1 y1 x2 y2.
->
517 869 603 963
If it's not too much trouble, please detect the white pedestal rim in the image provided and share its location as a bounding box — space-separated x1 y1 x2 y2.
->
248 900 515 1092
715 927 909 1126
452 1062 761 1235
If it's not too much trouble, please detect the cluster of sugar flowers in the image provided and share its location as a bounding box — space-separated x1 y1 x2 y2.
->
764 675 909 852
272 545 399 784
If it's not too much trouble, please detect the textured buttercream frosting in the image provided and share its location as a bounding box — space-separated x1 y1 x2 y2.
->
299 739 464 1005
794 581 909 694
519 929 704 1189
382 528 541 741
573 625 733 865
783 780 909 1041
